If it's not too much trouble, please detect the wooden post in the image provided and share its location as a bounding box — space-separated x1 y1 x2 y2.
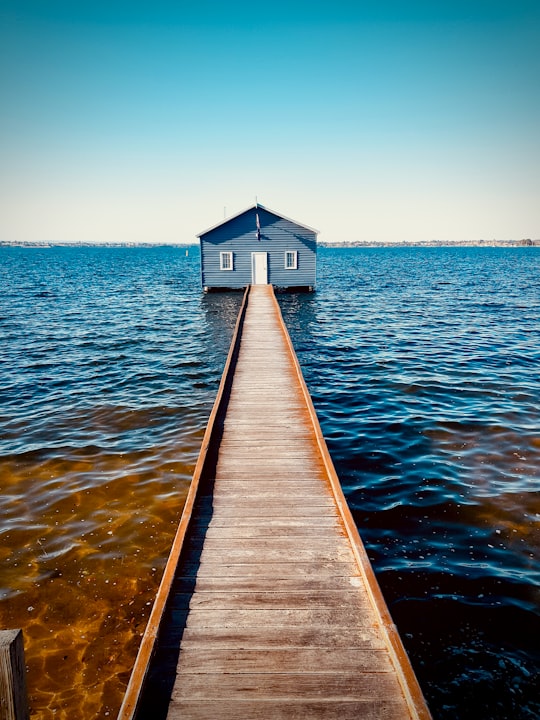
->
0 630 29 720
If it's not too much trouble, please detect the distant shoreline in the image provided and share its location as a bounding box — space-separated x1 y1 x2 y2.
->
0 241 196 248
320 239 539 247
0 239 538 248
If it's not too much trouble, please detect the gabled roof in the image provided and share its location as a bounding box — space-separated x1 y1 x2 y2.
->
197 203 319 238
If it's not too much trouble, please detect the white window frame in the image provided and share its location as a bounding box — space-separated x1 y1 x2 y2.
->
220 251 233 271
284 250 298 270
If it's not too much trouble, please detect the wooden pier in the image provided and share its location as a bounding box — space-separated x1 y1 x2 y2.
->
118 285 431 720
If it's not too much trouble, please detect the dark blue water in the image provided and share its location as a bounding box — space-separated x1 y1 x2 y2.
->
281 246 540 719
0 245 538 719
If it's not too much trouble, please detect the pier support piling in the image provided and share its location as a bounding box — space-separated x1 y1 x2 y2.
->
0 630 29 720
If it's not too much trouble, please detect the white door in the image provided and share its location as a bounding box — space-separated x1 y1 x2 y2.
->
251 252 268 285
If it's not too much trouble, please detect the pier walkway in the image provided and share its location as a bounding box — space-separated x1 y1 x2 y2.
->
118 284 431 720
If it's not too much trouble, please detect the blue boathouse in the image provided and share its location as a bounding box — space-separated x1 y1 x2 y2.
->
198 204 317 292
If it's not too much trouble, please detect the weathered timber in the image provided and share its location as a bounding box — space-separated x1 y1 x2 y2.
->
0 630 29 720
117 284 431 720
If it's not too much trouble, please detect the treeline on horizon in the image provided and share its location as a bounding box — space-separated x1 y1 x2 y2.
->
0 239 538 248
321 238 539 247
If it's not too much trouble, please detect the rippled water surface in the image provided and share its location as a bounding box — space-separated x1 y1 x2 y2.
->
1 245 538 719
280 247 540 719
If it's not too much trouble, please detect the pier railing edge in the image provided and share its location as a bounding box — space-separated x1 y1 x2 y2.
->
269 286 432 720
117 286 251 720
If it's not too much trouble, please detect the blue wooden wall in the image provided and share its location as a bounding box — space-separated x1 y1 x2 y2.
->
199 205 317 290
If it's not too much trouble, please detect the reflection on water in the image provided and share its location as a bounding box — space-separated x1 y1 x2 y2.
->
1 245 539 719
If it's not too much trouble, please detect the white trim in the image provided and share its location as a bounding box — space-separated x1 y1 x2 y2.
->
285 250 298 270
220 251 233 270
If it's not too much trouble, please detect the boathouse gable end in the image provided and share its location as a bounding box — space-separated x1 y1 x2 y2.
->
198 205 317 291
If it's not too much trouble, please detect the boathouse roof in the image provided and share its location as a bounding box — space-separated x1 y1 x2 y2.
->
197 203 319 238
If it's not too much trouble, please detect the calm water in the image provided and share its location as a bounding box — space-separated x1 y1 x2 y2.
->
0 245 538 719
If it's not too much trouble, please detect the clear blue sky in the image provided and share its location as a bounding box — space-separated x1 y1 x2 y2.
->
1 1 539 243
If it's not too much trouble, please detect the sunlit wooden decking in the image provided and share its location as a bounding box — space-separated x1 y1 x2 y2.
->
118 284 431 720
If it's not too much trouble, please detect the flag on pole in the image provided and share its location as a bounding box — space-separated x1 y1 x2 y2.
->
256 211 261 241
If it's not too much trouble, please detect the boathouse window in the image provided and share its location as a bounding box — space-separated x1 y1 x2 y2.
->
220 251 233 270
285 250 298 270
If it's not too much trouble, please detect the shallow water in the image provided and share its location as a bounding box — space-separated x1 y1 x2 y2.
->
0 246 242 717
0 245 539 718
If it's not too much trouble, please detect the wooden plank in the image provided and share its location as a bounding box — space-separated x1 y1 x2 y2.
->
216 446 319 457
202 495 335 509
188 537 352 554
191 524 345 539
222 416 311 425
220 430 313 439
190 515 341 529
174 590 371 610
194 546 354 564
198 486 333 499
195 504 339 518
172 575 363 593
170 672 404 701
206 471 329 481
178 561 362 579
207 479 331 492
215 456 325 467
175 647 393 673
172 624 385 649
182 607 375 629
166 700 410 720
